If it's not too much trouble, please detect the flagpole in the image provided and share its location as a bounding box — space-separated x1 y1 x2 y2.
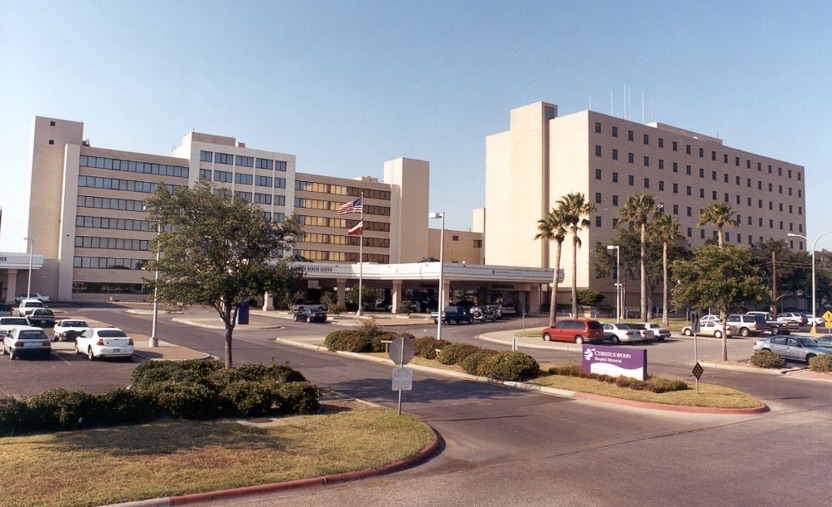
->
357 192 364 317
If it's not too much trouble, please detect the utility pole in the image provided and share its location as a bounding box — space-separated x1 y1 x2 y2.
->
771 251 777 316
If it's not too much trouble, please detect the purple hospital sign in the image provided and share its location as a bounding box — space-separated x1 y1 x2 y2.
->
581 344 647 381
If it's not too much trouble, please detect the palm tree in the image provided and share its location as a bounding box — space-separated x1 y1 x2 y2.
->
535 207 568 326
557 193 595 317
698 202 738 248
617 193 658 321
651 214 682 325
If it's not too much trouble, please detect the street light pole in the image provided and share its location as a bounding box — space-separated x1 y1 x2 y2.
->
24 237 34 298
150 221 160 347
429 212 445 341
788 231 832 334
607 245 620 322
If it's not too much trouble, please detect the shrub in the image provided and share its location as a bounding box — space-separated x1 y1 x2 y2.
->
546 364 687 393
235 361 307 383
135 380 225 420
809 354 832 373
646 377 689 393
460 350 497 375
487 351 540 381
324 329 366 351
413 336 450 359
437 343 484 365
275 382 320 415
749 350 786 369
131 358 223 388
548 364 585 377
23 388 105 431
0 395 26 436
98 388 159 426
220 380 279 417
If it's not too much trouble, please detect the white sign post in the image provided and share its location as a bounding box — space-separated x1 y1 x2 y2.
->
389 336 415 415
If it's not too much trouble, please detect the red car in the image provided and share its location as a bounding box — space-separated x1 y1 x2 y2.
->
541 318 605 344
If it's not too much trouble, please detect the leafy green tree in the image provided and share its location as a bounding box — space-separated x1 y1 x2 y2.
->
144 180 304 368
698 202 738 248
535 207 568 326
577 290 604 307
558 193 595 317
617 193 658 320
345 283 379 311
748 240 811 313
671 245 770 361
650 214 683 325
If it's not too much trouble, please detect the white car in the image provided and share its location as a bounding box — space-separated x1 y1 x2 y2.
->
776 312 806 325
14 293 50 304
805 314 825 326
638 322 671 341
53 319 91 342
17 299 47 317
698 314 721 325
2 326 51 359
602 323 643 344
75 327 134 361
682 321 732 338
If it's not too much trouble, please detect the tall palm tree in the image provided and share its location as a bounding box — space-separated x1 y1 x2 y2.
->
557 193 595 317
535 207 568 326
651 214 682 325
617 193 658 321
698 202 738 248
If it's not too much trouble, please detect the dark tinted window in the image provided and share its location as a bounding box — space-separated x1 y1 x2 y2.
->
587 321 604 330
98 330 128 338
18 330 47 339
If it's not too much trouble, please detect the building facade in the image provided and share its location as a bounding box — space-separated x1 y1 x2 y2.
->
486 101 806 310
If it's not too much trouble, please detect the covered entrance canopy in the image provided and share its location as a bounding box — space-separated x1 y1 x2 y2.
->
1 252 45 304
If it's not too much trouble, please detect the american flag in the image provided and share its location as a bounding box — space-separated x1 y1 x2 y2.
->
338 197 363 215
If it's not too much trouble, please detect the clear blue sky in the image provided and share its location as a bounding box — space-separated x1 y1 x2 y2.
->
2 1 831 252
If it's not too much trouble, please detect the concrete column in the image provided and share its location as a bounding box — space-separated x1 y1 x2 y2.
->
391 280 402 314
5 270 18 304
262 291 274 311
336 278 347 306
529 286 541 315
441 279 451 308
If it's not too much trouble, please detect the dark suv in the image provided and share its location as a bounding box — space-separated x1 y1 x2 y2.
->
434 306 473 325
540 319 605 344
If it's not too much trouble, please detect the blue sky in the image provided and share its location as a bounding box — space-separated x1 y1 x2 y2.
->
2 1 831 251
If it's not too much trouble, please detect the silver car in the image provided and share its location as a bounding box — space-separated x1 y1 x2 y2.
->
753 335 832 363
602 323 643 344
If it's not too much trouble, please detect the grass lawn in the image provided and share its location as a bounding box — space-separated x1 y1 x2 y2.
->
0 406 433 507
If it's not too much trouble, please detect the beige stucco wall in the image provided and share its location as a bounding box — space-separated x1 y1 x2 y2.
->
383 158 430 263
427 228 483 264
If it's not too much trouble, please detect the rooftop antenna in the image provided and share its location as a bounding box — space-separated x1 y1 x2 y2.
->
610 90 614 116
641 90 645 124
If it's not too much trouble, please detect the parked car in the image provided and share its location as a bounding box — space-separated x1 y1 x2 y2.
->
682 321 732 338
753 335 832 363
75 327 134 361
0 303 12 316
746 311 775 321
541 318 605 344
17 299 46 317
2 326 51 359
433 306 473 325
290 302 327 312
470 306 496 322
805 314 825 326
726 314 765 337
601 323 642 345
53 319 91 342
294 308 327 323
500 304 518 316
698 314 722 325
814 336 832 348
0 316 30 335
629 323 656 342
14 293 50 304
777 312 806 325
26 308 56 328
638 322 671 341
485 305 503 320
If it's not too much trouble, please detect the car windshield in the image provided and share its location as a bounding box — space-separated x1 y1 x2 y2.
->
98 330 127 338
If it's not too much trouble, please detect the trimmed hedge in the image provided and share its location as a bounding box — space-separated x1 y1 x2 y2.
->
548 364 688 393
748 350 786 369
437 343 485 365
0 359 319 437
809 354 832 373
461 350 498 375
413 336 450 359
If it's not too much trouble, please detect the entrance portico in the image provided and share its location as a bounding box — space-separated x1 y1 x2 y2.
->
1 252 45 303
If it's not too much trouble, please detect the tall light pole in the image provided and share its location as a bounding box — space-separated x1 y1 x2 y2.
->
788 231 832 334
607 245 620 322
150 220 161 347
23 237 34 298
429 212 445 341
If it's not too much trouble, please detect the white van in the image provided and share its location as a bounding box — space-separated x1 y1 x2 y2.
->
18 299 46 317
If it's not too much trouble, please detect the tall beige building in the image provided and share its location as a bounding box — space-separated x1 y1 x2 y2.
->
486 101 806 309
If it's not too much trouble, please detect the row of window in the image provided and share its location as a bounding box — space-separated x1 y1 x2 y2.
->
294 198 391 217
75 236 150 251
73 256 144 270
80 155 190 179
593 122 801 180
200 151 288 171
301 233 390 248
79 175 182 195
596 170 801 201
75 215 156 232
197 170 288 188
77 195 145 212
295 249 389 263
72 282 146 294
262 212 286 223
594 185 803 215
295 181 391 201
594 213 802 237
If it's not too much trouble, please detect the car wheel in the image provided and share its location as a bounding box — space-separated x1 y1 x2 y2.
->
714 331 722 339
684 329 692 336
657 337 665 342
740 328 750 337
770 326 780 334
806 354 816 364
87 347 95 361
542 333 551 342
610 336 620 345
574 335 585 345
74 342 82 355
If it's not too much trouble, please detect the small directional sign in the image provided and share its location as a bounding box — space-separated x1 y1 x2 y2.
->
692 362 704 380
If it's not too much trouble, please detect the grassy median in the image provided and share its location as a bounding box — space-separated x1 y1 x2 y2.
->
0 406 433 507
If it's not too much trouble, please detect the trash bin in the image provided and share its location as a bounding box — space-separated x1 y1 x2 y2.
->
237 301 250 325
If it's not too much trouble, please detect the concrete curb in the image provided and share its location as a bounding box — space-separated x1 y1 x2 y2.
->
109 428 441 507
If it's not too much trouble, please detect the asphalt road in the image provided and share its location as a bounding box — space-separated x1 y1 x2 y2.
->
2 304 830 506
